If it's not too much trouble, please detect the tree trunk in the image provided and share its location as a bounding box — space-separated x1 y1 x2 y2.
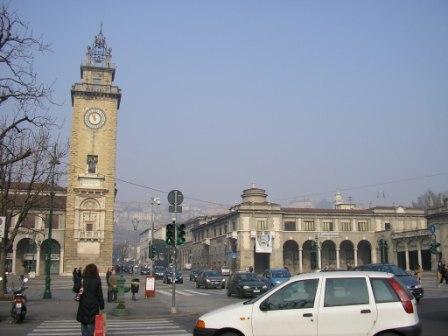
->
0 240 8 298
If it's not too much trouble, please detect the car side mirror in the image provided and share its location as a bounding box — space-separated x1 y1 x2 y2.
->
259 300 270 312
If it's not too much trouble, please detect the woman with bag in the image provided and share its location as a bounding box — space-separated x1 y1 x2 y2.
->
76 264 105 336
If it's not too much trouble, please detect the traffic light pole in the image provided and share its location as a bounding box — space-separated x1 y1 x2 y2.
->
171 215 177 314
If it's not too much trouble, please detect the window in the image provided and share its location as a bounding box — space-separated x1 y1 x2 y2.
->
232 220 237 231
86 223 93 231
324 278 369 307
357 221 369 232
264 279 319 310
87 155 98 174
45 214 59 229
370 278 399 303
219 226 222 235
322 221 334 231
341 222 352 231
284 221 296 231
256 220 267 231
92 72 102 84
213 228 216 237
303 220 315 231
22 215 35 228
385 223 391 231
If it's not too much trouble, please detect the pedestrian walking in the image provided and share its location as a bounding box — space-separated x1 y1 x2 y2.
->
437 259 447 287
414 264 423 283
72 268 81 293
106 267 113 302
109 268 118 302
76 263 104 336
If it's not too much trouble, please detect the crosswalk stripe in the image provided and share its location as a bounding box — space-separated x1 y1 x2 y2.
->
174 290 193 296
28 319 191 336
182 289 210 296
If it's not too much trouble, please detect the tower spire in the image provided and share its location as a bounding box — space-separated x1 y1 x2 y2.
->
85 24 112 67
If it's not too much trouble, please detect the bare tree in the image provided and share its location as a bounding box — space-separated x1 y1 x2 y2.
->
0 123 65 297
0 4 55 167
412 189 448 210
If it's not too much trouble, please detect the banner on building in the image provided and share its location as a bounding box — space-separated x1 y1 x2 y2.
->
255 234 272 253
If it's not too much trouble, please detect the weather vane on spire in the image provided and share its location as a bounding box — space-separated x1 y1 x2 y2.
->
85 23 112 66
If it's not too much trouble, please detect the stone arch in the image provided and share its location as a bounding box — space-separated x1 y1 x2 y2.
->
40 239 61 275
321 240 336 270
357 240 372 266
283 240 299 274
81 198 100 209
302 240 317 272
16 238 37 274
340 240 355 269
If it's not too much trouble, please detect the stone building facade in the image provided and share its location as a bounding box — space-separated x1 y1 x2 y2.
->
5 185 67 276
178 187 430 274
63 30 121 274
427 199 448 263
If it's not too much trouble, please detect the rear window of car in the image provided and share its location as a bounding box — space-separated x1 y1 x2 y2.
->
205 271 220 276
324 278 369 307
272 270 290 278
370 278 400 303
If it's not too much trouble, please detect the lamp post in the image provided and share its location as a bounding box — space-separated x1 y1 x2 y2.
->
43 145 60 299
150 197 160 275
378 238 389 263
132 218 139 272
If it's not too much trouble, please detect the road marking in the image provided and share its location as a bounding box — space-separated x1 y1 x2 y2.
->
183 289 210 296
28 319 190 336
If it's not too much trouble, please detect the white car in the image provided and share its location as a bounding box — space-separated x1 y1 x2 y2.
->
193 271 421 336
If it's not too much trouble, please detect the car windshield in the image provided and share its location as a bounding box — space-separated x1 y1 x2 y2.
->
387 265 409 276
271 270 290 278
238 273 260 281
205 271 220 276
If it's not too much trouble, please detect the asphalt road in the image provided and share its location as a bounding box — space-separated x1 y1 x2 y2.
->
1 273 447 335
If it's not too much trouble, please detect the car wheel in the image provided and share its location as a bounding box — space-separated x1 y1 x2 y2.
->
180 280 183 284
237 288 243 298
416 298 421 303
196 281 200 288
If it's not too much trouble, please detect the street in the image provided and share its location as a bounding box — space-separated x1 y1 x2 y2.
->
0 272 448 335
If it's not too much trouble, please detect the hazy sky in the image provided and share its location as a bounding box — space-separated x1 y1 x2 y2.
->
12 0 448 208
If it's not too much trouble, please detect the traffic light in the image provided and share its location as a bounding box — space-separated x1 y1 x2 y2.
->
166 223 175 246
148 244 157 259
177 224 186 245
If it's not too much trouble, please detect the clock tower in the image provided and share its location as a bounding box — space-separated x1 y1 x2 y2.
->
63 29 121 274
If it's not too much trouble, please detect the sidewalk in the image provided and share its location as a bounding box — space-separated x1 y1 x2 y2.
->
0 275 195 323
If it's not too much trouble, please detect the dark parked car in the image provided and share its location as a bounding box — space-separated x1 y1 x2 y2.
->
261 268 291 288
354 263 424 301
163 269 183 284
153 266 166 279
140 267 150 275
190 270 200 282
196 270 226 289
227 272 268 298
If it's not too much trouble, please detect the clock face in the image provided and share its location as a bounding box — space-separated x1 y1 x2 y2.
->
84 108 106 129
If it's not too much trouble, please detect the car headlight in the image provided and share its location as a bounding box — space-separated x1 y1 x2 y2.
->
413 284 422 289
243 285 250 289
222 278 226 282
206 279 211 282
262 285 267 289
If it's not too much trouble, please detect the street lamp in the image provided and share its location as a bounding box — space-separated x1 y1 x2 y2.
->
43 145 60 299
132 218 139 269
378 238 389 263
150 197 160 275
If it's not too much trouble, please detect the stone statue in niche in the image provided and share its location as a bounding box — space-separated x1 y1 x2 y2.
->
87 155 98 174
